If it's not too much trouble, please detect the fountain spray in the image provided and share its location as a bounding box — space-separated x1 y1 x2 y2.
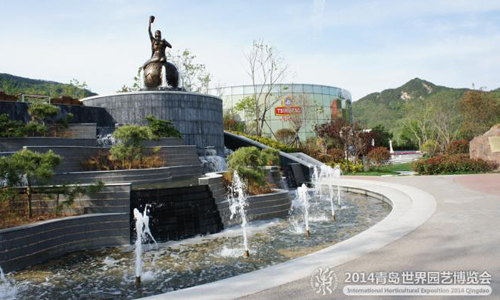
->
133 205 157 285
333 166 342 207
297 184 310 237
328 184 336 220
311 166 320 200
0 265 18 299
228 171 250 258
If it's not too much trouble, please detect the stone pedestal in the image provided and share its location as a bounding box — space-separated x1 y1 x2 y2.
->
470 124 500 168
81 91 224 155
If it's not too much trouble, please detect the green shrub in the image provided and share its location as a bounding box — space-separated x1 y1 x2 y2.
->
145 115 181 139
367 147 391 169
0 114 25 137
262 148 280 166
445 140 469 155
275 128 296 145
327 161 362 173
28 102 58 126
25 121 47 137
227 146 279 194
110 125 153 169
223 110 246 132
421 140 440 157
0 149 62 218
412 154 496 175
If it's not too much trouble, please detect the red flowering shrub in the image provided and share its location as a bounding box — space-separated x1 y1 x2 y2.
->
445 140 469 155
412 154 496 175
367 147 391 169
327 148 345 163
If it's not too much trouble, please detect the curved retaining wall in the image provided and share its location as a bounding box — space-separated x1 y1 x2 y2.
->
0 101 115 127
199 174 291 228
51 165 203 189
24 145 201 173
0 213 130 273
81 91 224 155
0 137 96 152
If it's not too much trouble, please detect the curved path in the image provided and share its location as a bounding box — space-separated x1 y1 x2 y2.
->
237 174 500 299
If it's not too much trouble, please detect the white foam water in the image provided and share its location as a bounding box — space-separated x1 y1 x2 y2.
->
297 184 310 234
228 171 250 256
134 205 158 282
0 266 18 300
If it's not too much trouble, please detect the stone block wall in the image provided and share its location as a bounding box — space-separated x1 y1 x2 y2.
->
67 123 97 139
0 138 96 152
199 173 291 228
81 91 224 155
0 101 115 126
0 213 130 272
50 165 202 189
31 183 132 215
131 185 223 242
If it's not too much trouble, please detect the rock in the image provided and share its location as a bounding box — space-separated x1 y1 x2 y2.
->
470 124 500 169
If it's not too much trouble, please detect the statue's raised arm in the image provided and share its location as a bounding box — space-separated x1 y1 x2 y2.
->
142 15 179 90
148 16 155 42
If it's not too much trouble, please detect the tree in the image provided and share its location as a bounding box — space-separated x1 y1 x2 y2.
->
118 67 143 93
145 115 181 139
62 78 91 99
234 96 257 133
286 94 323 147
367 147 391 169
167 49 212 93
227 146 279 193
223 109 246 132
0 114 25 137
0 149 62 218
275 128 296 145
315 119 368 171
400 99 434 150
110 125 153 169
370 125 393 148
26 102 73 137
245 39 288 136
427 96 461 148
28 102 58 127
459 90 500 140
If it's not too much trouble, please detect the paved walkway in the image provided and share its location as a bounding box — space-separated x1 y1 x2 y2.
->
237 174 500 300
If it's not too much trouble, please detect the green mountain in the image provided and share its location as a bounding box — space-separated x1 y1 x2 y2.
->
353 78 470 146
0 73 96 99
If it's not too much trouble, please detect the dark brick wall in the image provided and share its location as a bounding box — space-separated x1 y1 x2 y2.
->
82 92 224 155
0 138 96 152
198 174 292 228
0 101 115 127
0 213 130 272
131 185 223 242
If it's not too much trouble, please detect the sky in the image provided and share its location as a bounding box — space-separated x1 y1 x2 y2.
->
1 0 499 100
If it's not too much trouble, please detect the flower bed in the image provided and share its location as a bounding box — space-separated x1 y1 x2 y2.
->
411 154 497 175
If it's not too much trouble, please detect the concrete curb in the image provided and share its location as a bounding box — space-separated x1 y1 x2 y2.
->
140 178 437 300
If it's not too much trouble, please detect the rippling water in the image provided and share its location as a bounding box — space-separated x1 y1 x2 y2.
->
6 191 390 300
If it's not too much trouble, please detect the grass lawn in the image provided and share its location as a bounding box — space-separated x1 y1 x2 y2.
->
344 162 413 176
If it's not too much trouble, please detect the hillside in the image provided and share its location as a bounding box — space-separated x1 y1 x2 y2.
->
353 78 471 147
0 73 96 99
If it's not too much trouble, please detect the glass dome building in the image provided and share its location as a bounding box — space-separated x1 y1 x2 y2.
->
210 83 352 140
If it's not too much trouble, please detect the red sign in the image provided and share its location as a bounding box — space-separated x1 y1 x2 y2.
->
275 106 302 116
